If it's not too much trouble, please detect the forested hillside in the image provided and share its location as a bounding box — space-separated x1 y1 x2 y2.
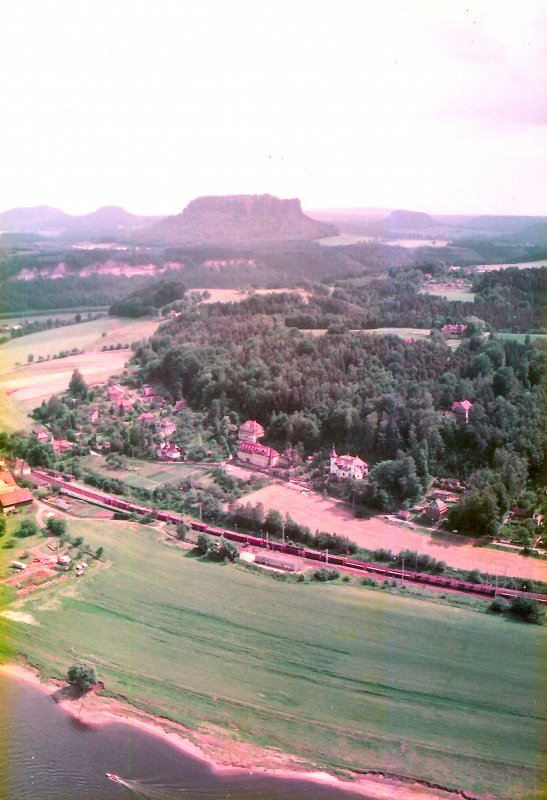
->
134 293 544 516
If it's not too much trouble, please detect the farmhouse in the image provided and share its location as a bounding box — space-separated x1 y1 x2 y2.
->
0 469 33 514
236 420 279 469
139 412 156 423
88 409 99 423
329 447 368 480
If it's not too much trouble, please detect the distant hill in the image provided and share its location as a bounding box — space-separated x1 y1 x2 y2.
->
0 205 162 237
137 194 337 246
0 205 72 233
387 209 434 230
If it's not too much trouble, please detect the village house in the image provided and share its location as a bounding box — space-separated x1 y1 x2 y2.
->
156 443 182 461
236 420 279 469
424 498 449 522
115 397 134 412
52 439 74 455
107 384 126 401
12 458 31 477
158 420 177 438
0 468 33 514
173 399 187 412
329 447 369 480
33 426 51 444
139 412 156 423
88 409 99 423
452 400 473 423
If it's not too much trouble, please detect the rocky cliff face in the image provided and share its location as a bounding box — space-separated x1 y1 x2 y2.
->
139 194 338 245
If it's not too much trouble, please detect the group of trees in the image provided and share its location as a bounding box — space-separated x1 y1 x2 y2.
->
132 293 543 526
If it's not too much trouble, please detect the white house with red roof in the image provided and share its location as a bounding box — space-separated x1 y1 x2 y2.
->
329 447 368 480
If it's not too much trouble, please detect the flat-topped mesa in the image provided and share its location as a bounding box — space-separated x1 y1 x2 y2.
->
138 194 338 246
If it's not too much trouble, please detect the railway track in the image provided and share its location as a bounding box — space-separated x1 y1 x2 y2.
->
32 469 547 605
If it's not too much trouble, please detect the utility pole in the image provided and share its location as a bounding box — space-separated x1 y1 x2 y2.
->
325 548 329 566
282 521 285 545
401 556 405 586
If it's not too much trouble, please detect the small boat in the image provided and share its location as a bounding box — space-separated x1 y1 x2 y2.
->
106 773 125 784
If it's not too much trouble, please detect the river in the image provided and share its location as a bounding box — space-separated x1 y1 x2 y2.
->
0 673 369 800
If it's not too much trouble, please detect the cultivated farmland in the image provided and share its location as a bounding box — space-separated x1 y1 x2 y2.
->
0 316 160 372
9 520 544 799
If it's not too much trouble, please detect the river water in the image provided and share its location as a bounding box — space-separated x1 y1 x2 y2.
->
0 674 368 800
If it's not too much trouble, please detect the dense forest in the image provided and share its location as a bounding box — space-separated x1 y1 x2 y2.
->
132 289 544 518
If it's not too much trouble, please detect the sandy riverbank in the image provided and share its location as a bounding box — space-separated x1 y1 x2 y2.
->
0 661 477 800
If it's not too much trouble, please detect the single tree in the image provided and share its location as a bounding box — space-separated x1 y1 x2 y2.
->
67 661 97 693
68 369 88 400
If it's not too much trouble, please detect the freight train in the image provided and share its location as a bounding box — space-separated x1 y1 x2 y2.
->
32 469 546 604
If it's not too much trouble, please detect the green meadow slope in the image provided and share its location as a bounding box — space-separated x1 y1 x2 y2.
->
8 520 545 799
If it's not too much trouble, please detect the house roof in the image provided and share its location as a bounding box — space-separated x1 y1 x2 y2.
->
239 420 264 436
452 400 473 412
0 488 33 508
334 454 368 468
238 441 279 458
0 470 17 489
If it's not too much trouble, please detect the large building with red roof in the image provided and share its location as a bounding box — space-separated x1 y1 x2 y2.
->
0 469 33 514
237 420 279 469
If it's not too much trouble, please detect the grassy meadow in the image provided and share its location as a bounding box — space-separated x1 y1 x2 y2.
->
6 519 545 799
419 286 476 302
0 316 160 372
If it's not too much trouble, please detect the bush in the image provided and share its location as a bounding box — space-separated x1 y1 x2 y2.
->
196 533 212 555
46 517 66 537
313 568 339 582
488 598 509 614
361 577 378 588
66 660 97 693
175 522 190 541
506 597 543 624
14 520 38 538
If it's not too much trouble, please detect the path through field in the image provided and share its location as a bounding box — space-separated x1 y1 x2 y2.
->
243 483 547 581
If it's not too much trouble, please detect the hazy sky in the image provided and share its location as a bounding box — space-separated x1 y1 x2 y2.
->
1 1 545 216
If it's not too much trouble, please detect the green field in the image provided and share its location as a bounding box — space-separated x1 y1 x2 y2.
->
7 520 544 798
0 316 160 372
419 287 476 302
495 333 547 343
